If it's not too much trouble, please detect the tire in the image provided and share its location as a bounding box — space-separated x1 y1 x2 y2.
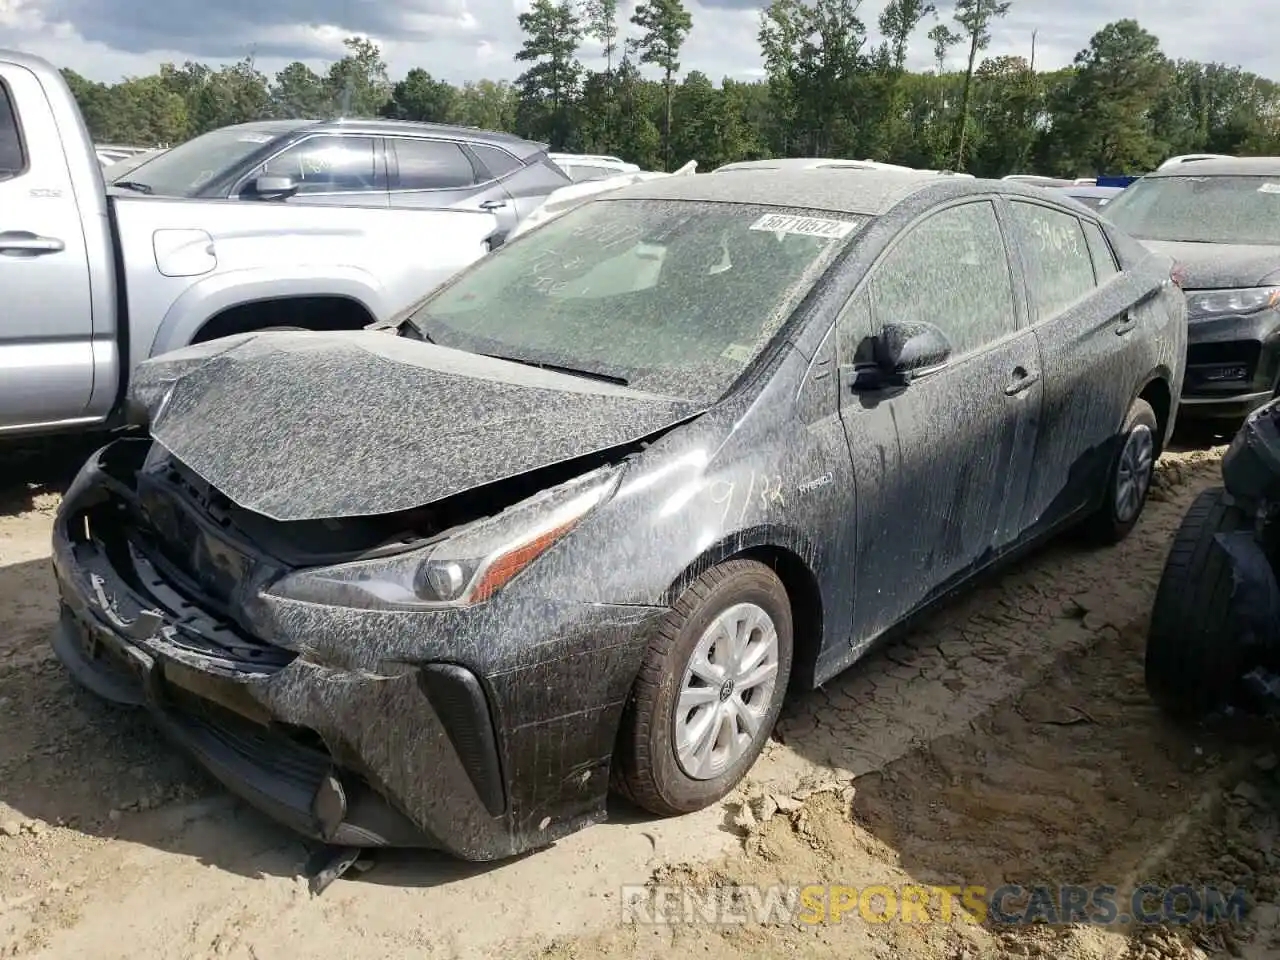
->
612 559 794 816
1145 486 1252 720
1081 398 1159 545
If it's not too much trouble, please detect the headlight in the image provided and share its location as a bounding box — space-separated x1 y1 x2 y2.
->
1185 286 1280 319
265 464 625 610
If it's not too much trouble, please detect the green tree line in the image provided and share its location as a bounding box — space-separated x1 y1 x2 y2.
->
61 2 1280 179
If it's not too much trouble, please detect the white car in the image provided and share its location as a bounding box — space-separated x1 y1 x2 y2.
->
549 153 642 183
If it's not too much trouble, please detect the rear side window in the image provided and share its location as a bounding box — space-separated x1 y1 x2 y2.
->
1082 220 1119 284
470 144 522 180
394 138 476 190
0 81 25 180
1007 201 1096 322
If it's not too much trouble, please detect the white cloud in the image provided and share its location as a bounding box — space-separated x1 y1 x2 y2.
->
0 0 1274 87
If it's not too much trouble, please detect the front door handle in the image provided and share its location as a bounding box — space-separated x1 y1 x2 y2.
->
1115 313 1137 336
1005 366 1040 396
0 231 65 255
478 199 508 211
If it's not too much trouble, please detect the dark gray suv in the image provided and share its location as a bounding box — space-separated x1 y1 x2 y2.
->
108 119 572 244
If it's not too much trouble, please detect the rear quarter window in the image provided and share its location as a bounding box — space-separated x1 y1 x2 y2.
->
0 81 26 180
1081 220 1119 284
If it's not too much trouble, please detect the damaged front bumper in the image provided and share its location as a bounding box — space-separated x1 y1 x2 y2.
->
49 442 666 860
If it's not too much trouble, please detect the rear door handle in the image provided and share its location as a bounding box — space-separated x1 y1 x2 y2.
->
478 199 507 211
1005 366 1040 396
1115 312 1137 336
0 231 65 255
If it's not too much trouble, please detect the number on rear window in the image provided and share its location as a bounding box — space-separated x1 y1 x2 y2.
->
1008 201 1096 321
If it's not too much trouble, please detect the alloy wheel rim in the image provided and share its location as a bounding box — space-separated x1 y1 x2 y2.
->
674 602 780 781
1115 423 1155 523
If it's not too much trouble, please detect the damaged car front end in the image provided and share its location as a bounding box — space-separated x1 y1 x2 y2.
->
51 427 673 858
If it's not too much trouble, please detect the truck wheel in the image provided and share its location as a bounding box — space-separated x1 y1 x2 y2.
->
1082 398 1159 545
1145 487 1251 719
612 560 793 816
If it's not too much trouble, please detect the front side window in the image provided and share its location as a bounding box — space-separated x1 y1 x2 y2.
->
1007 201 1096 322
262 135 379 193
407 200 865 402
0 81 24 180
1104 175 1280 245
869 201 1017 358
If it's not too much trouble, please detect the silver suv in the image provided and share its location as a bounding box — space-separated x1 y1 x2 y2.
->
109 119 572 244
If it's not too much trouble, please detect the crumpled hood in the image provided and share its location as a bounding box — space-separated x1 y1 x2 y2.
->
129 330 702 521
1142 239 1280 289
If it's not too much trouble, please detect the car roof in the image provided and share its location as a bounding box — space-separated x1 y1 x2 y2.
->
597 167 988 217
1147 156 1280 177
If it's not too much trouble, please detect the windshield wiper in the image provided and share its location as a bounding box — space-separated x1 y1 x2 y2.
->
112 180 153 194
483 353 628 385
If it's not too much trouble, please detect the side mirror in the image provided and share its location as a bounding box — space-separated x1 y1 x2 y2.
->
252 175 298 200
874 320 952 376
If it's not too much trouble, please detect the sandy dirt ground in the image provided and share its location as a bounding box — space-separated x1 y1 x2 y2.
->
2 437 1279 960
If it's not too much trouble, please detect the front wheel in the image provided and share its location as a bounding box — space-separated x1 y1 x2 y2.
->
1081 398 1159 545
612 560 794 816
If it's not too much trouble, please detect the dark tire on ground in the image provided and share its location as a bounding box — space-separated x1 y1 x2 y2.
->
611 559 794 816
1145 486 1252 720
1081 398 1160 545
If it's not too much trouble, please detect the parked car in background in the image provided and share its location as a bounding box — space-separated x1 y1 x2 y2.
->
109 116 570 243
51 169 1183 862
1053 184 1124 210
1156 153 1234 172
94 143 150 167
1001 174 1073 186
713 157 973 177
1103 157 1280 422
548 152 641 182
102 146 167 181
0 48 498 441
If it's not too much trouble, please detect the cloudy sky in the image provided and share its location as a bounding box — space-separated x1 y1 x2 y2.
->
0 0 1272 86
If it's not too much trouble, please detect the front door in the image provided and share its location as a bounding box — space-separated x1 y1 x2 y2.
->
0 63 97 431
835 199 1043 647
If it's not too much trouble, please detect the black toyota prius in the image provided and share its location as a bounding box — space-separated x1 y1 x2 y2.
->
50 169 1186 862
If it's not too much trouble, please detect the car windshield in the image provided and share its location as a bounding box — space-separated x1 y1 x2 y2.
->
107 126 287 196
1104 175 1280 244
406 198 864 402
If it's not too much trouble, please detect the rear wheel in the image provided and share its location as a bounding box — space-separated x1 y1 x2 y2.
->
1082 398 1158 545
1145 487 1252 719
612 560 793 815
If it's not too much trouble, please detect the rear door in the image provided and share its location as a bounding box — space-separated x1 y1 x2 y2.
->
0 64 97 432
836 198 1043 643
386 136 518 242
1002 198 1148 535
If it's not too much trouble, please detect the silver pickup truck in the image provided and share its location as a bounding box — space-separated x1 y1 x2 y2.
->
0 49 504 440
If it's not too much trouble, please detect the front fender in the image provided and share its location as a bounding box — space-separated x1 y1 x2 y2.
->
150 266 390 357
